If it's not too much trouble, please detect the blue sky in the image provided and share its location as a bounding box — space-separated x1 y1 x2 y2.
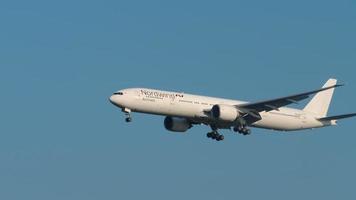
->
1 0 356 199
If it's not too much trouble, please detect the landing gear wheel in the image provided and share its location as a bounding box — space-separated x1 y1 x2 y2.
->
241 128 251 135
246 129 251 135
211 133 217 140
207 132 224 141
207 132 213 138
217 135 224 141
233 126 243 133
125 117 132 123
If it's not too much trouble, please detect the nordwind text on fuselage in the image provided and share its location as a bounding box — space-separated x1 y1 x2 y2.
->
140 89 184 101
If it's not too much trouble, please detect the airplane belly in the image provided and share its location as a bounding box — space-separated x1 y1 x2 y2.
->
253 113 304 131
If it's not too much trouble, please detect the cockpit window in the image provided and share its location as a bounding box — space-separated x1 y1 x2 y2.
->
114 92 123 95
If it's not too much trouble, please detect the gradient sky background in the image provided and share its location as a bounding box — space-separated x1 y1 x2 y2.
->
1 0 356 199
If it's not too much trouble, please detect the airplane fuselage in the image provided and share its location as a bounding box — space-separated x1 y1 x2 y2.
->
109 88 333 131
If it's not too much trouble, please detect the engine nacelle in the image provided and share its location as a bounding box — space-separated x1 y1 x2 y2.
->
211 104 240 122
164 117 191 132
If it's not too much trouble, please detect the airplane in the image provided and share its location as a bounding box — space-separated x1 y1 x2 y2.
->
109 78 356 141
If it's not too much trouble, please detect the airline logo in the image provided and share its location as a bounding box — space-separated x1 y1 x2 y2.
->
140 89 183 100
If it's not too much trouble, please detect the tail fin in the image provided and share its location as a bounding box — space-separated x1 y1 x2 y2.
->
303 78 337 117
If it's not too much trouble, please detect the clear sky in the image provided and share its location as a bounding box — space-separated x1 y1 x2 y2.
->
1 0 356 199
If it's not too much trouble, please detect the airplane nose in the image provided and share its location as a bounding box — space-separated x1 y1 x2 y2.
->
109 95 117 105
109 92 126 108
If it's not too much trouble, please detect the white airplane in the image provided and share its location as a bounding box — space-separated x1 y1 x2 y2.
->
109 78 356 141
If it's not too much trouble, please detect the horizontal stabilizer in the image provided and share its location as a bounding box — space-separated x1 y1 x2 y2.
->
318 113 356 121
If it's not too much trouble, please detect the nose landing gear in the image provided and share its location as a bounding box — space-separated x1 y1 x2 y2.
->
122 108 132 123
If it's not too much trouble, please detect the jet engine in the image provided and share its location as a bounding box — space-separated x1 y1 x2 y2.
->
211 104 241 122
164 116 192 132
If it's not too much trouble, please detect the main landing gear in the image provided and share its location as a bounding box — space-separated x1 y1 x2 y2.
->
207 131 224 141
233 126 251 135
207 126 224 141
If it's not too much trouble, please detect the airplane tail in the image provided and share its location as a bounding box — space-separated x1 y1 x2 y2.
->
303 78 337 117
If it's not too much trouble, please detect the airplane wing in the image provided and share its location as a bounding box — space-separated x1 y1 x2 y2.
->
318 113 356 121
237 84 343 113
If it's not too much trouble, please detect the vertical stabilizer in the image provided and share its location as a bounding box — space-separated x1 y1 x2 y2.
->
303 79 337 117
